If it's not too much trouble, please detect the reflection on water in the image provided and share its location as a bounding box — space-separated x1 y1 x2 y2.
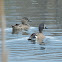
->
0 0 62 62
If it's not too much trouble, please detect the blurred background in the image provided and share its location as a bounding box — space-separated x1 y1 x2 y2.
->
4 0 62 28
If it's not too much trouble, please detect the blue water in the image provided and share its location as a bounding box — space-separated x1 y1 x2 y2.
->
0 27 62 62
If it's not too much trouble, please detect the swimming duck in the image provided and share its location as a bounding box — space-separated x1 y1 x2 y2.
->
28 23 47 44
12 17 30 34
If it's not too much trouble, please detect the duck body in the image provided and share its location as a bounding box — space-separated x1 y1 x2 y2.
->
35 33 45 44
28 23 47 44
12 24 30 34
21 24 30 31
28 33 45 44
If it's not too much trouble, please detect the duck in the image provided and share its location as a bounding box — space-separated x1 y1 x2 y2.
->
28 23 48 44
11 17 31 34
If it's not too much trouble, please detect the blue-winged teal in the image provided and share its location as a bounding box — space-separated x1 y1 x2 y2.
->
12 17 30 34
28 23 48 44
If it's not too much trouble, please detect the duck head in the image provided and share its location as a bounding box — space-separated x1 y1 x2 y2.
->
39 23 48 33
21 17 31 25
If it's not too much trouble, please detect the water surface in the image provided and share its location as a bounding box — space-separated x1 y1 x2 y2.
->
0 0 62 62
